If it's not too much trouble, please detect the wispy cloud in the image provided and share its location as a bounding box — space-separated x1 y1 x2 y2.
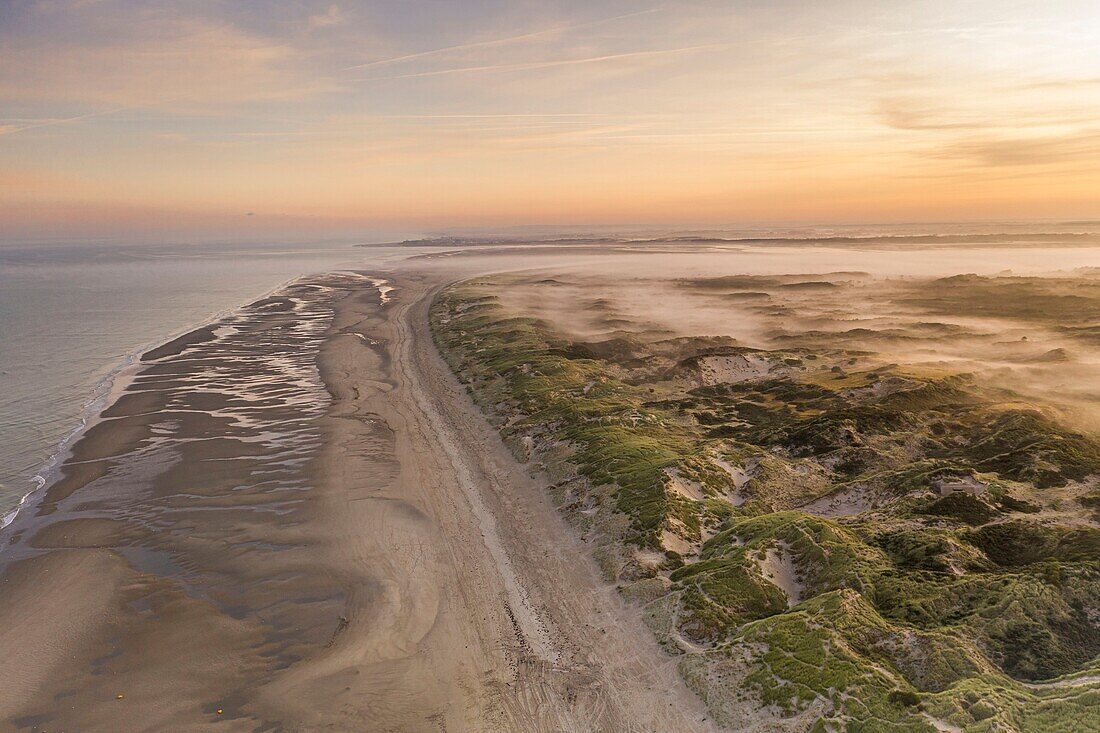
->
933 130 1100 167
0 18 332 110
308 5 345 29
342 8 662 71
354 44 723 82
874 96 1100 134
875 99 990 131
1016 77 1100 90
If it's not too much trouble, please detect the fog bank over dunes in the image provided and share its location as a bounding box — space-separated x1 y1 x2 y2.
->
492 261 1100 432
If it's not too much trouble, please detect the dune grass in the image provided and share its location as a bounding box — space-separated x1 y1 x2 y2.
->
431 279 1100 731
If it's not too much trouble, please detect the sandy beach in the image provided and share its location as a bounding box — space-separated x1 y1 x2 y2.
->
0 265 716 732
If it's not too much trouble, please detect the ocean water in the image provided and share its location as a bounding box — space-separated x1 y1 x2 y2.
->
0 240 377 523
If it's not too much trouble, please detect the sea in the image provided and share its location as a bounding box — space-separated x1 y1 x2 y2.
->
0 239 389 526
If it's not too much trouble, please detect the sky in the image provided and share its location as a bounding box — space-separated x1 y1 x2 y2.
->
1 0 1099 241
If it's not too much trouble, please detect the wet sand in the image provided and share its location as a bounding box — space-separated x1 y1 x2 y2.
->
0 266 716 731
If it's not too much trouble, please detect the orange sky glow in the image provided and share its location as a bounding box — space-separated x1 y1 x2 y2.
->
2 1 1098 240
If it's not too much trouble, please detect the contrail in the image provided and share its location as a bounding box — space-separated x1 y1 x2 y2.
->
354 44 724 82
0 97 188 137
343 8 663 71
0 107 136 136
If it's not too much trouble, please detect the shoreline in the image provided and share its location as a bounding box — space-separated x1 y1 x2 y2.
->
0 271 343 537
0 272 374 725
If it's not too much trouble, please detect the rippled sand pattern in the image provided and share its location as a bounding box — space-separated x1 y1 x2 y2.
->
0 273 377 729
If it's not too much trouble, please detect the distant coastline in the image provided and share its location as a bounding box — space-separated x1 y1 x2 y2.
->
371 230 1100 249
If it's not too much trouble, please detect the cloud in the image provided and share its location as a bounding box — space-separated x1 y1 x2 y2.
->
933 130 1100 167
0 17 333 111
308 5 344 29
1016 77 1100 90
875 97 1100 134
875 99 987 131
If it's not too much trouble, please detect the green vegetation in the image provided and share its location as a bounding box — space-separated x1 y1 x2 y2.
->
431 277 1100 732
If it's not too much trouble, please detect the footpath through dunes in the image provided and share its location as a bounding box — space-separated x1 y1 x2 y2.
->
0 268 717 732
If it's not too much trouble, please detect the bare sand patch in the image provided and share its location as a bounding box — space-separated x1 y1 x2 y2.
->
698 353 772 385
756 542 803 608
665 467 705 501
714 456 751 506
